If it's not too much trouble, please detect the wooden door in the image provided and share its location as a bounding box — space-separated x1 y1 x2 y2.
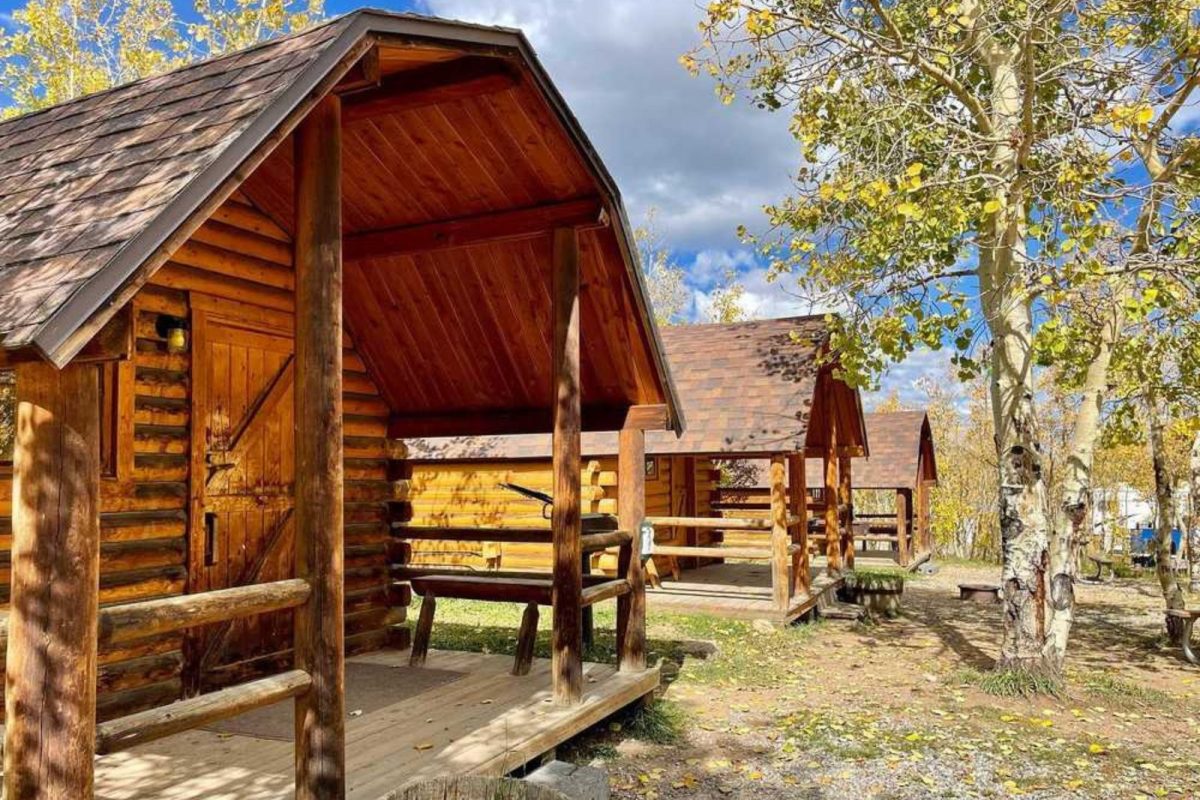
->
186 301 296 693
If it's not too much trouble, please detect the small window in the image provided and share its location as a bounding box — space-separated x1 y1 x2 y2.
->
98 362 119 478
0 364 121 476
0 368 14 466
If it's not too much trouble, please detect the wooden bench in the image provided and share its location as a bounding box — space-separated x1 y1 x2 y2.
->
958 583 1000 604
1084 554 1115 584
407 573 630 676
1166 609 1200 666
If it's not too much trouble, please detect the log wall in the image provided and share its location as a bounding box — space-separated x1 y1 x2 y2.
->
395 455 718 573
0 194 399 721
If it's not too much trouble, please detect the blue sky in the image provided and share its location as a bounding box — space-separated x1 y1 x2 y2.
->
0 0 944 407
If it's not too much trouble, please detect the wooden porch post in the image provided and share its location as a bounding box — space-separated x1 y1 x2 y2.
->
4 362 101 800
293 93 346 799
896 489 910 566
824 421 842 576
616 425 646 671
769 454 790 611
788 453 810 595
551 226 583 704
839 457 854 571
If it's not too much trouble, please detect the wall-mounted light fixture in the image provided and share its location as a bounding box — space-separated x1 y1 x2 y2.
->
155 315 189 355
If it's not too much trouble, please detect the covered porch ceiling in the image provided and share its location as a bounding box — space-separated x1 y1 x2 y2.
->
238 39 677 437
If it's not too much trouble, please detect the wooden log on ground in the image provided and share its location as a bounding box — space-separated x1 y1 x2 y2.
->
96 670 312 754
293 94 346 800
769 455 790 611
98 579 311 645
617 426 646 672
4 361 101 800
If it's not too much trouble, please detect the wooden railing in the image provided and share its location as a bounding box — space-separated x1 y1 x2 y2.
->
0 579 313 756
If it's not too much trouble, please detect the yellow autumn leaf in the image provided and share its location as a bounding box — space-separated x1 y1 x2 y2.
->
983 199 1001 214
906 162 925 177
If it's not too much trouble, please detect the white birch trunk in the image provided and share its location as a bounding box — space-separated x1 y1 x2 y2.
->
1148 391 1187 644
1189 432 1200 593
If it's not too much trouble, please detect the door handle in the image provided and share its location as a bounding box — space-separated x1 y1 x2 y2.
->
204 512 219 567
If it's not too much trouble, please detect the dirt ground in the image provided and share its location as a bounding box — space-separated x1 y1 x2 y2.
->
588 562 1200 800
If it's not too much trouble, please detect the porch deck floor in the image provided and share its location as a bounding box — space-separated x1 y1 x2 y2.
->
646 562 842 623
94 650 659 799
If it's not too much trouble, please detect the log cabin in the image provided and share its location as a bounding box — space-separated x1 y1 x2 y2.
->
0 10 683 798
733 411 939 568
400 316 869 623
849 411 938 567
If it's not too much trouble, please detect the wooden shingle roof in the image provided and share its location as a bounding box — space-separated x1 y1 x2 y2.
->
0 9 683 437
854 411 937 489
0 17 353 355
406 316 867 459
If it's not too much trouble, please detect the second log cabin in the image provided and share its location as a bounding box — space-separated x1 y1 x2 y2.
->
400 316 869 623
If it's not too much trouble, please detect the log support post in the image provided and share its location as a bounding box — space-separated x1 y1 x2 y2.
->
839 456 854 571
769 454 790 611
4 362 101 800
293 94 346 799
551 226 583 704
824 423 842 577
896 490 911 566
788 453 810 596
616 426 647 671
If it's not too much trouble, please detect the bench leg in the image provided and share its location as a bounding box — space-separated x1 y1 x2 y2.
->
410 594 436 667
1182 618 1198 667
512 602 539 676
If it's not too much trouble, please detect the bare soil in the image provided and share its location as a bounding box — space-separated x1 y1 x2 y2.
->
594 562 1200 800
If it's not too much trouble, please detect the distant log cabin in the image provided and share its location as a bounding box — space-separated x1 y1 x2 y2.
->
400 316 869 623
0 10 683 797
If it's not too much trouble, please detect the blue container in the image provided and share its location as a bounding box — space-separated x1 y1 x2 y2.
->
1131 528 1182 556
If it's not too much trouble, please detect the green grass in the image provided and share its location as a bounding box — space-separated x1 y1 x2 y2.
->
950 665 1064 698
1071 670 1173 706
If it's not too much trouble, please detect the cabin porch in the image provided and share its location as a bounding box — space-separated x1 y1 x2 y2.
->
93 649 659 800
645 562 842 624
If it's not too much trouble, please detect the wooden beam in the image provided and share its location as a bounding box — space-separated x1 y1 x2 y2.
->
98 579 311 646
346 197 606 262
293 94 346 800
649 544 801 560
393 526 551 543
623 403 671 431
581 578 632 606
646 514 804 531
96 670 312 754
769 455 790 612
824 417 842 576
839 456 854 570
551 226 583 705
896 490 911 567
341 55 520 123
4 362 101 800
387 401 641 438
616 426 646 672
788 454 810 595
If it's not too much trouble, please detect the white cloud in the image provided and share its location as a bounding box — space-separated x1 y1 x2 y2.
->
421 0 798 252
873 347 958 409
690 260 834 322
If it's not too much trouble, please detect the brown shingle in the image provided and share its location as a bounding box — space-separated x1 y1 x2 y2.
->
0 17 351 350
406 316 837 459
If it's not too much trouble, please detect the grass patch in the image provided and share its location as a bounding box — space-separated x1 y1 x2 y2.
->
622 698 687 744
1072 671 1172 706
951 665 1064 698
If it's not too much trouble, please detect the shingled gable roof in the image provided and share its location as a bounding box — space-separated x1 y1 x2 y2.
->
405 316 866 460
0 9 682 431
854 411 937 489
